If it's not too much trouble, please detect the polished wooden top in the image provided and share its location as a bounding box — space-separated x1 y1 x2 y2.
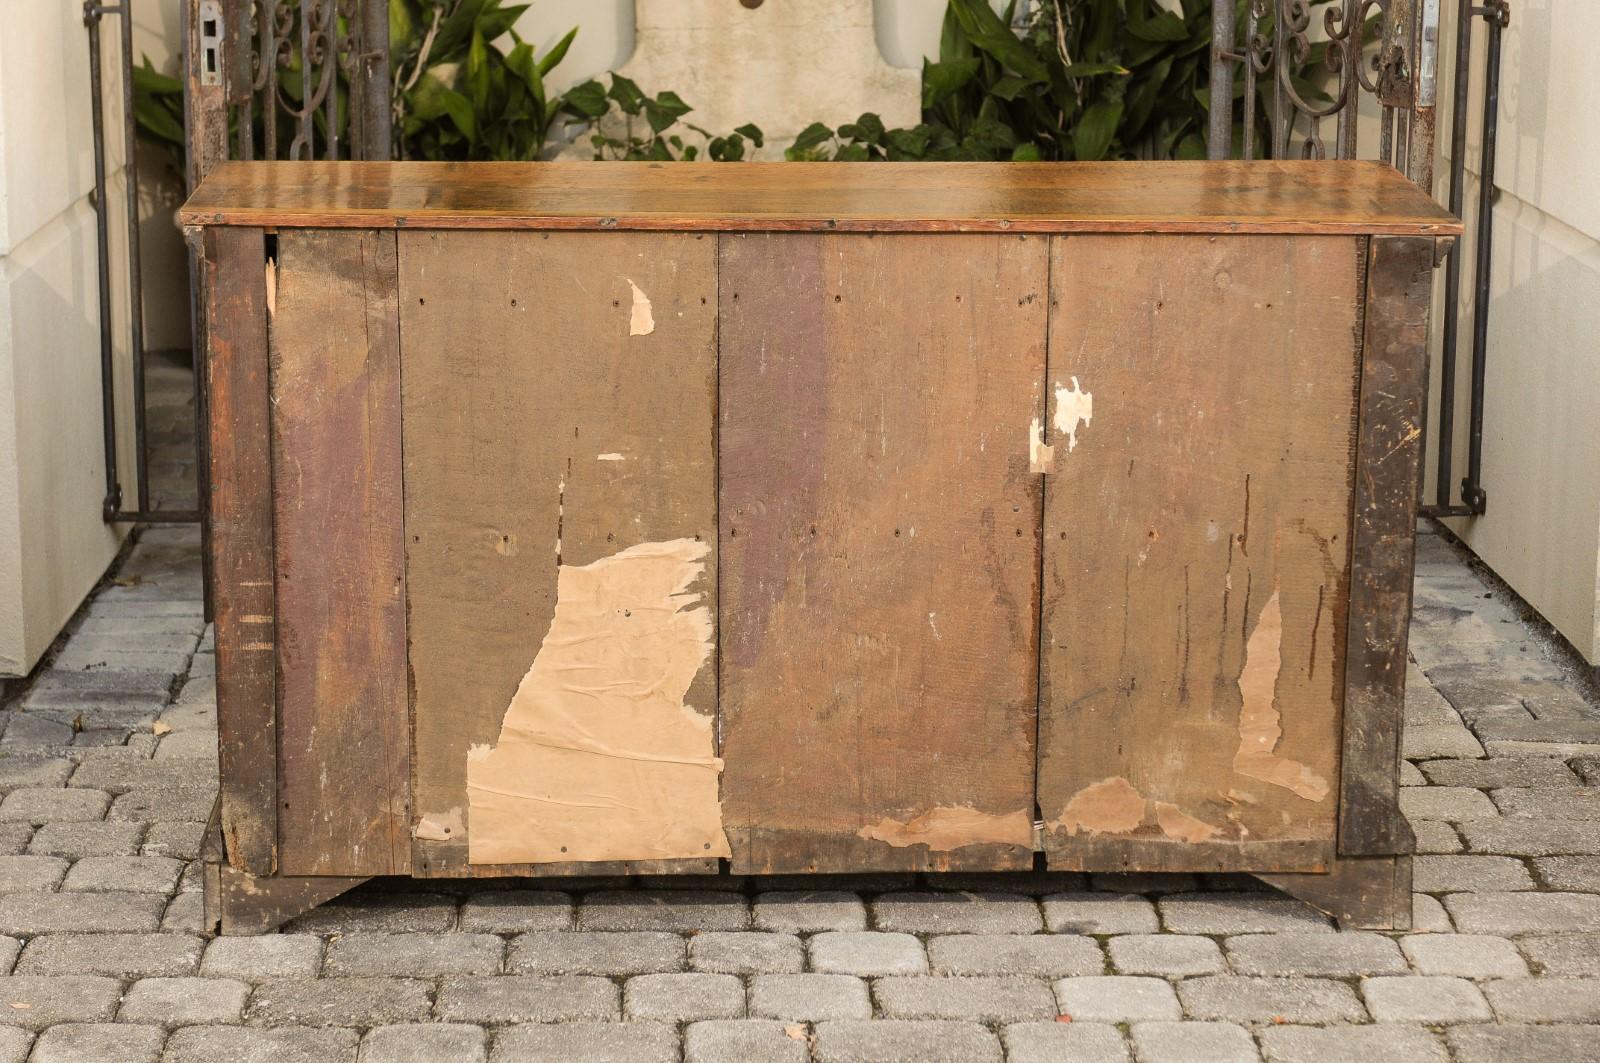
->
182 160 1459 236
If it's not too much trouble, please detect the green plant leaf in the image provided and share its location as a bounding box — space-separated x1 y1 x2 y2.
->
439 87 478 144
643 90 693 134
922 57 980 109
1072 99 1123 160
790 121 836 152
607 73 646 115
563 79 609 119
1011 141 1041 161
476 2 529 44
538 26 578 76
734 123 765 148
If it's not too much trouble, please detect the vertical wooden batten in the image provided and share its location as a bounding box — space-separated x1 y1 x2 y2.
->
204 225 277 876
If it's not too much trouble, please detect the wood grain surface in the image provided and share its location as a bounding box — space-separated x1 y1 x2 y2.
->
1038 233 1364 872
1338 236 1433 857
400 230 719 876
270 230 411 877
718 232 1047 874
204 226 277 876
181 161 1459 236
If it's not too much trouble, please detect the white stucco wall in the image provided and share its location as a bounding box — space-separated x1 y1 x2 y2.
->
1427 0 1600 662
0 0 138 675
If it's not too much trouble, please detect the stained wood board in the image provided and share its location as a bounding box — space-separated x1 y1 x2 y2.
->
204 225 276 877
1039 233 1363 872
270 230 411 877
718 231 1047 874
400 230 720 876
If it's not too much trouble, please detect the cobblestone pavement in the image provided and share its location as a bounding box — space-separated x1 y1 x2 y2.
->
0 356 1597 1061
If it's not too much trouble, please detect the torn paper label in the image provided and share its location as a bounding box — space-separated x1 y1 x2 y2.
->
1233 588 1331 802
859 806 1034 850
465 538 730 864
627 278 655 336
1052 377 1093 452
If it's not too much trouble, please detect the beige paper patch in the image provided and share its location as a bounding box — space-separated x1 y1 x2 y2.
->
1234 588 1331 802
466 538 730 864
1053 776 1146 836
858 806 1034 850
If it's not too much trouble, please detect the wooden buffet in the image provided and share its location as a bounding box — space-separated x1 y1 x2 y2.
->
181 161 1459 933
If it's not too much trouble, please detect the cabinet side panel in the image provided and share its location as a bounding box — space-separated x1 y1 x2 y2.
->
1040 233 1361 872
204 225 277 876
271 230 411 877
718 232 1047 874
401 231 720 876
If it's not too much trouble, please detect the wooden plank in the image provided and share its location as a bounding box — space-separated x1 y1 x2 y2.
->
1039 233 1364 873
181 161 1461 237
204 225 276 877
719 232 1047 874
400 230 720 876
1339 236 1434 856
213 867 370 936
1259 854 1413 929
270 230 411 877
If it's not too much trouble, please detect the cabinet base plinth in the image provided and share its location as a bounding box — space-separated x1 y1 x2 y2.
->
1256 854 1412 930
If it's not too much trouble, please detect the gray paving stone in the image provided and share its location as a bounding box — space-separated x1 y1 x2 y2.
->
1519 933 1600 976
489 1022 675 1063
810 931 927 975
1534 855 1600 892
508 931 684 976
434 976 618 1024
1258 1025 1446 1063
1002 1022 1127 1063
814 1020 1001 1063
1401 933 1528 978
25 821 143 857
1360 975 1492 1022
284 892 458 934
689 931 803 974
0 937 17 974
28 1023 164 1063
1400 760 1427 785
1402 723 1485 759
1416 891 1456 932
684 1020 807 1063
246 977 434 1027
324 932 503 977
929 871 1089 895
200 935 324 980
1399 786 1499 821
458 890 572 932
1132 1021 1259 1063
161 890 206 932
1041 892 1160 934
0 1029 25 1063
1108 934 1224 976
1053 976 1180 1022
753 890 867 932
109 786 217 823
871 891 1041 934
0 890 162 934
1413 854 1534 892
1176 976 1366 1023
0 975 121 1030
61 854 184 893
0 855 67 892
1447 1024 1600 1063
624 972 744 1021
154 730 218 760
0 715 75 752
1420 756 1577 788
874 975 1056 1023
0 787 109 824
120 976 250 1025
1483 976 1600 1022
142 820 210 859
1446 890 1600 934
0 826 31 856
748 974 871 1021
1225 932 1407 976
1493 785 1600 820
1158 893 1333 934
359 1024 486 1063
17 932 203 976
0 757 73 790
579 890 749 932
928 933 1102 977
162 1025 359 1063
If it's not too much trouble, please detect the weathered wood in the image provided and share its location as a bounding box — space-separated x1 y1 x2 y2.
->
210 866 371 936
181 161 1461 237
1039 234 1363 873
1258 854 1413 930
270 230 411 877
400 230 720 876
719 232 1046 874
204 225 276 877
1339 236 1434 857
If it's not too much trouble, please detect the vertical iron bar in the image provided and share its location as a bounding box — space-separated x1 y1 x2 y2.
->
1271 0 1289 157
1462 1 1504 514
86 2 123 521
361 0 392 158
1434 0 1472 509
1209 0 1237 158
325 0 340 158
118 0 149 514
1243 4 1259 158
1336 0 1358 158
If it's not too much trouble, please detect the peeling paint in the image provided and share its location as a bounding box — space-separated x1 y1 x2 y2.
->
858 806 1034 850
1029 416 1056 474
414 807 464 842
1052 377 1094 452
627 278 655 336
465 538 730 864
597 453 626 462
1155 801 1222 843
1234 588 1331 802
1053 776 1146 835
264 258 277 317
